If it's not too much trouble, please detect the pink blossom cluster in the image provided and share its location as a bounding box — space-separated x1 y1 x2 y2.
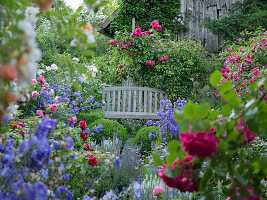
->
234 119 258 145
108 40 116 45
158 56 169 62
151 20 161 30
117 65 123 69
38 75 46 85
146 61 155 66
130 26 150 38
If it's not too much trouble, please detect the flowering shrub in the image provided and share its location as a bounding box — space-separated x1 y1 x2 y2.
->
153 30 267 199
109 21 211 101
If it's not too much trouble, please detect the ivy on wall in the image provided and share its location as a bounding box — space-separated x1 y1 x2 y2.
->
109 0 186 36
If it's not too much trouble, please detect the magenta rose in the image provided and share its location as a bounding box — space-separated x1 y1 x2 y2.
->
36 110 43 116
32 91 39 98
180 128 219 159
158 156 199 192
38 75 45 84
234 119 257 145
49 104 57 111
69 116 77 124
88 155 98 167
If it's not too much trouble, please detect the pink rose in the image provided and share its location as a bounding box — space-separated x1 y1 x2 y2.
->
32 91 39 98
36 110 43 116
153 186 165 197
145 31 150 35
30 79 37 85
180 128 219 159
45 115 50 119
157 25 162 31
163 56 168 61
158 156 199 192
158 58 163 62
127 41 131 46
49 104 57 111
38 75 45 84
42 87 48 92
151 20 159 27
145 41 150 44
0 64 18 81
69 116 77 124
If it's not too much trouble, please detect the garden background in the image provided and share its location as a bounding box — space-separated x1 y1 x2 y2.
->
0 0 266 199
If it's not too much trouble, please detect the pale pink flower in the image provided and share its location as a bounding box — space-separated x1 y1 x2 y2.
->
153 186 165 197
49 104 57 111
36 110 43 116
32 91 39 98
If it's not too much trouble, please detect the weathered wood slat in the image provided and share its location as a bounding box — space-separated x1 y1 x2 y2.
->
104 112 160 119
149 91 152 113
104 86 167 95
128 90 131 112
139 90 142 112
133 90 137 112
144 91 147 112
117 90 121 112
112 90 116 111
154 92 158 113
123 90 126 112
102 85 106 112
107 91 110 111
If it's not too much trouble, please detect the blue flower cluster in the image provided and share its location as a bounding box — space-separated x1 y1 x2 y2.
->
0 119 74 200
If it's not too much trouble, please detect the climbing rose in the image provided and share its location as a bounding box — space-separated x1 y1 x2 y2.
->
158 156 198 192
80 120 87 130
180 128 219 159
88 155 98 167
32 91 39 98
0 64 18 81
153 186 165 197
157 25 162 31
49 104 57 111
36 110 43 116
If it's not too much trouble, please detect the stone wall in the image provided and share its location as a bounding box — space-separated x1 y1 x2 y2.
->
178 0 244 52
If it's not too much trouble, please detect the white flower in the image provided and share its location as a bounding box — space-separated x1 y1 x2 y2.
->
70 39 78 47
46 66 51 71
49 89 54 95
37 69 45 75
79 74 87 83
72 57 79 64
87 65 98 78
7 103 19 118
50 64 58 70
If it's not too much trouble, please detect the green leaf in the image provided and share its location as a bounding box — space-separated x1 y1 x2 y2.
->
167 140 180 154
209 110 220 119
183 101 196 118
152 150 164 166
247 118 259 132
166 154 177 165
177 149 186 161
227 130 239 142
164 166 174 178
223 90 236 101
175 111 184 122
172 165 181 177
210 70 222 87
198 103 210 118
179 120 189 132
222 105 232 117
219 81 232 94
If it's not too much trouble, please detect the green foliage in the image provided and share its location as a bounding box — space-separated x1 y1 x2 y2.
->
134 126 160 154
110 28 213 101
109 0 186 36
76 109 104 124
89 118 127 144
118 119 146 138
204 0 267 42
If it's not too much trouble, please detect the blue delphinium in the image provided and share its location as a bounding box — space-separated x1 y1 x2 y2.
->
114 157 120 168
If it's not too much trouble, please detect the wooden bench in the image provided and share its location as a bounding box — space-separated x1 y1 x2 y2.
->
102 86 168 119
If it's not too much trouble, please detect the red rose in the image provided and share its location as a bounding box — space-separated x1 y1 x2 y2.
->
80 120 87 130
158 156 198 192
180 128 219 159
80 132 87 141
83 143 95 151
234 119 257 145
88 155 98 167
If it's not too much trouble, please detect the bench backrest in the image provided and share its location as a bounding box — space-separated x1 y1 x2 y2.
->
102 86 168 119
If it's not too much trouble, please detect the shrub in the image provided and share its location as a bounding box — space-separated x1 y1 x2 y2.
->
88 118 127 144
134 126 160 154
109 22 213 101
76 109 104 124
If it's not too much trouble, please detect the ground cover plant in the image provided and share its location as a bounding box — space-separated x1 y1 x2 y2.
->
0 0 266 200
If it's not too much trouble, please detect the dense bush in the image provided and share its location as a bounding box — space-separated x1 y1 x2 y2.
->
89 118 127 144
109 0 186 37
134 126 160 154
204 0 267 42
76 109 103 124
118 119 147 138
109 22 212 101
